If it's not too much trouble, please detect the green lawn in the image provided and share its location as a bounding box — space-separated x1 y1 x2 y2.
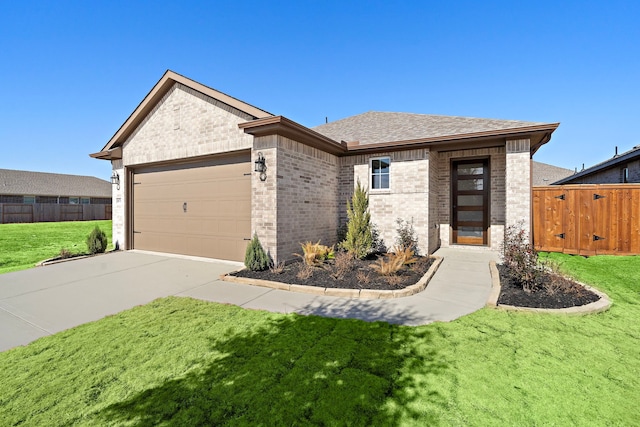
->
1 253 638 425
0 220 112 274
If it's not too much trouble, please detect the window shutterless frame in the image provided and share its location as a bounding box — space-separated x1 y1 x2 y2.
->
370 156 391 190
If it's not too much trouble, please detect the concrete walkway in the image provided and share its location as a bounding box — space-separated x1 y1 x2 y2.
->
0 248 498 352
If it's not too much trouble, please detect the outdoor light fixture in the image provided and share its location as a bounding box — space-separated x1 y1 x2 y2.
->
111 171 120 190
254 152 267 181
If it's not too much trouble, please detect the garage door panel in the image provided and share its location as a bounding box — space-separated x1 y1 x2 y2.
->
132 155 251 262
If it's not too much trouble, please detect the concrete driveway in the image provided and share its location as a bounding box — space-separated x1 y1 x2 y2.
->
1 248 497 352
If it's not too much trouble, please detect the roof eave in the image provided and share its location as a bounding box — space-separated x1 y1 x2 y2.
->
240 116 348 155
553 148 640 184
345 123 560 154
89 146 123 161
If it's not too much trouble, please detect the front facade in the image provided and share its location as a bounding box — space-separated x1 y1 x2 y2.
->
91 71 559 263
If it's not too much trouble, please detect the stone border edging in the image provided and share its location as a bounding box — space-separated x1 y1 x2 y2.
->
487 260 612 315
221 256 443 299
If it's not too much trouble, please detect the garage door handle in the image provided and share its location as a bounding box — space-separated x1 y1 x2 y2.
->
183 202 187 213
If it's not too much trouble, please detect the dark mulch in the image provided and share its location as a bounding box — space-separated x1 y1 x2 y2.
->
232 255 434 291
497 264 600 309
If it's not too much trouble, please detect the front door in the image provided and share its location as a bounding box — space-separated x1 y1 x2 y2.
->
452 159 489 245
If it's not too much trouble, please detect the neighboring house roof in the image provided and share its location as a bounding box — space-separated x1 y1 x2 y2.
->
0 169 111 198
553 145 640 184
91 70 274 159
532 161 574 186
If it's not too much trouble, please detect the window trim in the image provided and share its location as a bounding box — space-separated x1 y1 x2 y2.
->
370 156 391 192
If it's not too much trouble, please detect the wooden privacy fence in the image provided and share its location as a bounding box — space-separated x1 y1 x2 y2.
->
533 184 640 255
0 203 112 224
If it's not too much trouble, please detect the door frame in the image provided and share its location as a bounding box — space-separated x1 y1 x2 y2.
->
451 157 490 246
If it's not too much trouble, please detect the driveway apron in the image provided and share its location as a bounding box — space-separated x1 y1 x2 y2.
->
1 248 498 352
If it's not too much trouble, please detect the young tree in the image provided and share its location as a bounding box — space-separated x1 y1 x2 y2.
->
341 179 373 259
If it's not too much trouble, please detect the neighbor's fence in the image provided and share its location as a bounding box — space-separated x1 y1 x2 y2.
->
0 203 112 224
533 184 640 256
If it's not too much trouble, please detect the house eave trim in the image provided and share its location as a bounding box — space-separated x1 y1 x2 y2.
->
240 116 348 155
89 146 123 160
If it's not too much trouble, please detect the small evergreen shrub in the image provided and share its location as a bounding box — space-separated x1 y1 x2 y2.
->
86 226 107 254
244 233 271 271
340 180 373 259
395 218 419 255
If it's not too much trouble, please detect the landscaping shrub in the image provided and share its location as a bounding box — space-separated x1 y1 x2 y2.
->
331 251 356 279
86 226 108 255
244 233 271 271
370 245 418 276
501 222 542 292
295 241 335 266
371 223 387 254
395 218 419 254
340 180 373 259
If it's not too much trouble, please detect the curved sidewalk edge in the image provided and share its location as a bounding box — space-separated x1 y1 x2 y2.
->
221 256 443 299
487 261 612 315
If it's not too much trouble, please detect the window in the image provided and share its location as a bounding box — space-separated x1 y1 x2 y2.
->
69 197 79 204
371 157 390 190
23 196 35 204
81 197 90 204
622 167 629 183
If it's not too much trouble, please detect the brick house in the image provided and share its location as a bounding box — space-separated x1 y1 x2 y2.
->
91 70 559 263
552 145 640 185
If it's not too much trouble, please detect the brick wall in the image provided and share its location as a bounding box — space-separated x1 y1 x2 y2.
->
428 150 440 253
252 135 340 263
437 146 506 249
339 149 431 255
111 159 125 249
505 139 532 237
122 83 254 166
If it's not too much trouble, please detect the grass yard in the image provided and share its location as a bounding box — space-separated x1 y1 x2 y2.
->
0 220 112 274
0 253 638 425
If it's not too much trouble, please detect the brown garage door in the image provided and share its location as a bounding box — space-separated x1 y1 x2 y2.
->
132 154 251 262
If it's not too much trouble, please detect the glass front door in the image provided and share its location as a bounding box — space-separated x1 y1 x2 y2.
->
452 159 489 245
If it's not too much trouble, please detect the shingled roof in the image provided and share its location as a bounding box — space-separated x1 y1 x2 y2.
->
532 161 574 186
553 145 640 185
312 111 551 145
0 169 111 198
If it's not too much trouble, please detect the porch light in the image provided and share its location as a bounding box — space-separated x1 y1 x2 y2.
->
254 152 267 181
111 171 120 190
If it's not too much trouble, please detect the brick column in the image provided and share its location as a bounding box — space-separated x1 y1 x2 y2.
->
505 139 532 237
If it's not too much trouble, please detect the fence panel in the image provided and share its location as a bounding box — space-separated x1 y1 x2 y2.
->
1 204 34 223
0 203 112 224
533 184 640 255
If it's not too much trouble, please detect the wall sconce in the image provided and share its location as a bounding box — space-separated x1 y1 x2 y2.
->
111 171 120 190
254 152 267 181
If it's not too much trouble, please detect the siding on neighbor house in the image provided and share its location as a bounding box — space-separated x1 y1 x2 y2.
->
339 149 431 256
437 146 507 250
252 134 340 263
560 159 640 184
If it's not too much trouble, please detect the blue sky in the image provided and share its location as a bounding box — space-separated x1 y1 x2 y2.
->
1 0 638 180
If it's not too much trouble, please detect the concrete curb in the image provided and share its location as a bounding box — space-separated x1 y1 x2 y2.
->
487 260 612 315
36 250 119 267
221 256 443 299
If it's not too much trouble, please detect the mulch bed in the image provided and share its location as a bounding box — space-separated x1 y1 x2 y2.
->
232 255 434 291
497 264 600 309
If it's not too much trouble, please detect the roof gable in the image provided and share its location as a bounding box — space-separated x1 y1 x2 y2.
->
94 70 273 156
0 169 111 198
